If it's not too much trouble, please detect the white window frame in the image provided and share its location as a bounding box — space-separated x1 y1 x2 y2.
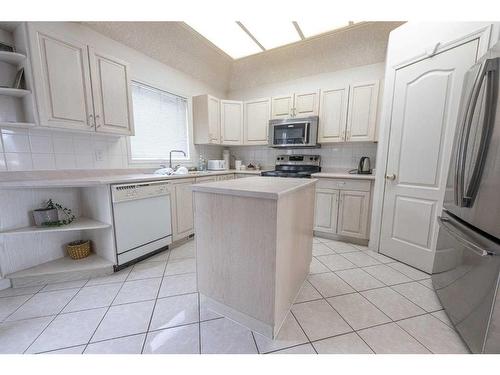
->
127 79 191 166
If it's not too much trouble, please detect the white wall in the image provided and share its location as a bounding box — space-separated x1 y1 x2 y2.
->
0 22 225 172
227 63 384 170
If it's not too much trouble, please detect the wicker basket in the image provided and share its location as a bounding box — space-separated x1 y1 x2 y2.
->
66 240 91 260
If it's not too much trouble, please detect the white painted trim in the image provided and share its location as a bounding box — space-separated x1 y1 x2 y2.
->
0 278 11 291
369 22 500 253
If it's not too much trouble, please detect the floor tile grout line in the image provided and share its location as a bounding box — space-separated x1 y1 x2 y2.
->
23 281 88 354
140 250 170 354
250 331 260 354
289 310 314 348
83 276 129 353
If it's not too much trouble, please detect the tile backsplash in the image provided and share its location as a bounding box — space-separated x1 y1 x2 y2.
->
0 127 128 171
0 126 377 172
0 127 224 172
228 143 378 171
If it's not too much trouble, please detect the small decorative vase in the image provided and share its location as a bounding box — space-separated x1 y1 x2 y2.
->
33 207 58 227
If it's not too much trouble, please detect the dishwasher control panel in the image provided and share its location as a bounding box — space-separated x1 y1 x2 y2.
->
111 181 171 203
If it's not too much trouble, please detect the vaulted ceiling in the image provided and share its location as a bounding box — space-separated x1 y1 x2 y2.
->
83 21 404 94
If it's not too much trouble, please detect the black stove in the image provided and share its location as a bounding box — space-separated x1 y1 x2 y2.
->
261 154 321 178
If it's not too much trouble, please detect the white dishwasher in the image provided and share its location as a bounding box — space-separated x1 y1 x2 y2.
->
111 181 172 269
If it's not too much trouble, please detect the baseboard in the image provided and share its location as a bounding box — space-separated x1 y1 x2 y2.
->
313 231 369 246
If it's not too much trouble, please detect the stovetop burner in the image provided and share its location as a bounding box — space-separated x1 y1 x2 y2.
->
260 154 321 178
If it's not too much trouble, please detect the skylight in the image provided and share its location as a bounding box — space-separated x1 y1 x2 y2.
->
186 21 358 59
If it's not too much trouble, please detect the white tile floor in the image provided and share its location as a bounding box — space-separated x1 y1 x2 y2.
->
0 237 470 354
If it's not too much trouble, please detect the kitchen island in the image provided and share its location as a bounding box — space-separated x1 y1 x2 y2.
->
192 176 317 338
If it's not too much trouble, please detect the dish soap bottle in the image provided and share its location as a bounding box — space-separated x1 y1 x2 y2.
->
199 153 205 171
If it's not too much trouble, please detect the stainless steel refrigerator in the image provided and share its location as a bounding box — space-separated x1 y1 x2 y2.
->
433 41 500 353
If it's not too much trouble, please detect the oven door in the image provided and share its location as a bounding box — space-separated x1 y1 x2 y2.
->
269 117 318 147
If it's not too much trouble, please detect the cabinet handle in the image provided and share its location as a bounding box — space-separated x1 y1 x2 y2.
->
341 130 346 140
385 174 397 181
88 114 95 127
95 115 102 129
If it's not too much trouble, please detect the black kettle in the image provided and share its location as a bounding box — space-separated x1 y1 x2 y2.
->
357 157 371 174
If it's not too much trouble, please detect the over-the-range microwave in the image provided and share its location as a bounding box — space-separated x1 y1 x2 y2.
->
268 116 320 148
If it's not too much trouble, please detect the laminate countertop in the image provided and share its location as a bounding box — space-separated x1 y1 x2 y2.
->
0 170 262 188
192 176 317 200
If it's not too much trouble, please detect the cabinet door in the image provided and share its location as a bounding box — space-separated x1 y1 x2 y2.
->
337 190 370 239
172 179 195 240
346 81 379 142
244 98 270 145
220 100 243 145
318 87 349 143
208 96 221 144
313 188 339 234
89 48 134 135
294 91 320 117
271 95 293 119
29 30 94 130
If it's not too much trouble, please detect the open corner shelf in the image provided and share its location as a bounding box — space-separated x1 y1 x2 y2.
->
0 87 31 98
0 217 112 236
0 51 26 65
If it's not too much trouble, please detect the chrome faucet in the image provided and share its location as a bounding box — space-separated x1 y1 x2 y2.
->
169 150 187 169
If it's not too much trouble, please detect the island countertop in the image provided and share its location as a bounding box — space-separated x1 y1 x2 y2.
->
191 176 317 200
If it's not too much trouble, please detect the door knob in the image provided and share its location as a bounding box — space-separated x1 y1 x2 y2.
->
385 174 396 181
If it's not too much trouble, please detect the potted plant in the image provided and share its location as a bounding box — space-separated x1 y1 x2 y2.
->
32 199 76 227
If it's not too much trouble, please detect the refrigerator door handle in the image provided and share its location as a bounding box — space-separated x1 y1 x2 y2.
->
463 58 499 207
455 60 490 206
438 216 495 257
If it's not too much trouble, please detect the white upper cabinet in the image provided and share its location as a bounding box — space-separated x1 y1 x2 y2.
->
244 98 270 145
193 94 220 144
318 81 379 143
220 100 243 145
271 91 319 119
29 30 94 131
346 80 379 142
294 91 320 117
89 48 134 135
318 87 349 143
28 25 134 135
271 95 294 119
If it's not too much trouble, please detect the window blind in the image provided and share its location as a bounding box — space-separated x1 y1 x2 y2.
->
130 82 189 161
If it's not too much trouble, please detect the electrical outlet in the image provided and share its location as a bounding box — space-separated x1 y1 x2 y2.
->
95 150 105 162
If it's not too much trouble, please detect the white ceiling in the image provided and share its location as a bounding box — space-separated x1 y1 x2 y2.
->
186 21 356 59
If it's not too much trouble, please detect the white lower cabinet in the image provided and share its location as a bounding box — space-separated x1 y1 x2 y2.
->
337 190 370 239
313 188 339 234
170 178 195 241
314 179 371 240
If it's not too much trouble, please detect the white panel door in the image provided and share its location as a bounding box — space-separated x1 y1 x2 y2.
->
313 189 339 234
208 96 221 144
220 100 243 145
271 95 293 119
294 91 320 117
346 81 379 142
337 190 370 239
30 31 94 130
89 48 134 135
244 98 270 145
318 87 349 143
379 40 478 272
